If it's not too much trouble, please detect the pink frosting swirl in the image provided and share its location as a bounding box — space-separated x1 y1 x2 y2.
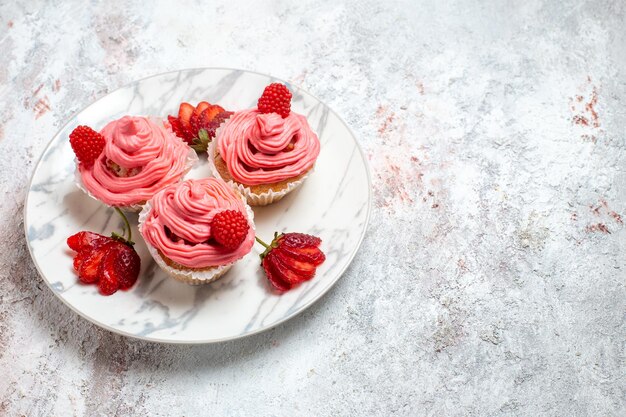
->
140 178 254 268
217 109 320 185
79 116 195 206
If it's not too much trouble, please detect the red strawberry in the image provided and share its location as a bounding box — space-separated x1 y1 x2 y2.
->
178 102 196 142
190 101 211 132
78 243 113 284
279 244 326 264
73 250 89 271
168 115 185 140
190 110 234 153
211 210 250 250
257 83 292 118
67 231 110 252
257 232 325 291
98 270 119 295
69 125 106 167
262 251 291 291
282 233 322 249
274 250 316 278
66 208 141 296
196 105 225 130
207 110 233 132
100 241 141 292
178 102 195 126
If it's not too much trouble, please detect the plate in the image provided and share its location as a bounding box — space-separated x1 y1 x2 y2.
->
24 68 371 343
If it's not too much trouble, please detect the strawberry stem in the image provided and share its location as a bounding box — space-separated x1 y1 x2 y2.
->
255 232 283 261
255 236 270 249
114 207 133 243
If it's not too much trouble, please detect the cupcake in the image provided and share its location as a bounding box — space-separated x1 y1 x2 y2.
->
208 83 321 206
71 116 197 211
138 178 255 285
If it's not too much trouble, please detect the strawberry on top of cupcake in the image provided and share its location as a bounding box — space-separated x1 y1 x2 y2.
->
210 83 321 206
71 116 197 209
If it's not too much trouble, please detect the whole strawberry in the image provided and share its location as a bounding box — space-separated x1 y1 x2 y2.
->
256 232 325 291
67 208 140 296
211 209 250 250
69 125 105 168
257 83 292 118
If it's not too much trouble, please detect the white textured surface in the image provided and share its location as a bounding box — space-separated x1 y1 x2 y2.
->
1 0 625 416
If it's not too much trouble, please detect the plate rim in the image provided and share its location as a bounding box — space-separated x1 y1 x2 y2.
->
23 67 372 344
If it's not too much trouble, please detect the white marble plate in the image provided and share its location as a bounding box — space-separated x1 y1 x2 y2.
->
24 68 371 343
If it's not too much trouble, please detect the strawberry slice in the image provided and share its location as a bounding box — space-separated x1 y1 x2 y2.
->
73 250 89 271
103 242 141 290
190 101 211 132
280 233 322 249
207 110 233 132
167 115 185 140
178 102 194 126
196 105 225 130
78 243 113 284
262 252 291 291
98 269 119 295
275 250 316 277
67 231 110 252
279 245 325 265
266 251 309 287
177 103 196 142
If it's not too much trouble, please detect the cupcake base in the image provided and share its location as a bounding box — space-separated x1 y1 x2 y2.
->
148 246 232 285
207 141 310 206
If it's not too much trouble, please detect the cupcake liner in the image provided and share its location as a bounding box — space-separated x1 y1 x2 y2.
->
206 140 308 206
144 241 233 285
74 146 198 213
137 193 255 285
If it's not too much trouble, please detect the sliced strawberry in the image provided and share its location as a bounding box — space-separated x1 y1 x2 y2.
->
272 250 315 282
207 111 233 132
206 104 225 119
280 233 322 249
178 102 195 126
67 231 110 251
111 243 140 290
98 269 119 295
73 250 89 271
78 243 113 284
279 245 326 265
167 115 185 140
262 252 291 291
264 253 306 288
274 250 316 278
196 105 225 130
190 101 211 132
257 231 326 291
99 241 141 291
177 103 196 142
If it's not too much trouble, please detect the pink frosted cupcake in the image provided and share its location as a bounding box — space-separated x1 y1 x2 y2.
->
73 116 197 210
138 178 255 285
208 83 320 206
